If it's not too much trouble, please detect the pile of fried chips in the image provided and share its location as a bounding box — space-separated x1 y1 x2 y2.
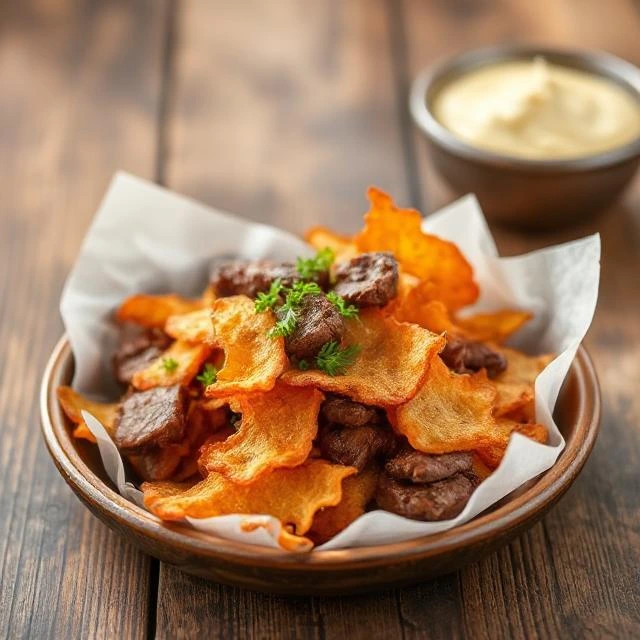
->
58 188 553 549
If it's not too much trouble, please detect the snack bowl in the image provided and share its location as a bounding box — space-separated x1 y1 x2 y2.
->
41 335 601 596
409 45 640 230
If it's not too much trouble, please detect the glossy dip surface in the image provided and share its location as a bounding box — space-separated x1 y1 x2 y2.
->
433 57 640 160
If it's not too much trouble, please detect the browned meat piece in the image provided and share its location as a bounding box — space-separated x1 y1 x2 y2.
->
113 324 172 385
321 395 379 427
210 260 329 298
333 252 398 307
375 470 480 521
126 447 183 481
284 294 345 360
440 336 507 378
114 385 188 454
385 448 473 484
319 424 397 470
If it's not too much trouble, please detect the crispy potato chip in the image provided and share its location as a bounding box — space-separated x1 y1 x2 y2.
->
392 356 498 453
142 459 356 534
493 347 554 417
200 285 217 307
392 290 457 335
204 295 288 398
57 386 119 443
165 309 216 345
353 188 478 310
282 309 445 406
116 294 203 328
132 340 210 390
199 383 323 483
476 419 548 469
309 468 378 544
455 310 532 343
239 520 313 552
304 226 356 262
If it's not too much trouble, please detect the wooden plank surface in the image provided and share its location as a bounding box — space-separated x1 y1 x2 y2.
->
0 1 168 638
2 0 640 638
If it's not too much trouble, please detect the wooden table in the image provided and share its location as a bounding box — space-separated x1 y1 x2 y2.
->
2 1 639 637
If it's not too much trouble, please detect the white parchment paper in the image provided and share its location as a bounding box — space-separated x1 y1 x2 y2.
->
62 172 600 551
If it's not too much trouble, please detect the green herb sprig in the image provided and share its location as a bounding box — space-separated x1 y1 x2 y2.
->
254 278 284 313
326 291 359 319
315 341 361 376
162 357 179 373
196 363 217 386
296 247 335 280
267 281 322 338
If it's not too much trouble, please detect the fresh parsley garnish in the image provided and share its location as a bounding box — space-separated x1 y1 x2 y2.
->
296 247 335 280
315 341 361 376
265 281 321 338
162 357 179 373
254 278 284 313
296 358 310 371
196 363 217 386
268 304 298 338
326 291 359 319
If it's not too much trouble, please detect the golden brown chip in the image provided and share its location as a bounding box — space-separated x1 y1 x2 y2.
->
476 420 548 469
282 309 444 406
391 290 456 335
57 386 119 443
493 347 554 418
239 520 313 552
455 310 532 344
392 356 497 454
116 294 203 329
142 459 356 535
304 226 356 262
165 309 216 345
308 468 378 544
132 341 210 390
353 188 479 311
204 295 288 398
199 383 323 484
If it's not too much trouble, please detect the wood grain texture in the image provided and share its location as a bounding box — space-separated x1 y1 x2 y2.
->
0 1 168 638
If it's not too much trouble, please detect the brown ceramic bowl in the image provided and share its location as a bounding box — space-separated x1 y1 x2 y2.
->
40 336 600 595
410 46 640 230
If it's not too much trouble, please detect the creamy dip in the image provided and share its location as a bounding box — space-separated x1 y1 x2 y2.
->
433 57 640 159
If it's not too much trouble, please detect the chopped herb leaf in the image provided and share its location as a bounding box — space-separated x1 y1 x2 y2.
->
296 359 310 371
315 341 361 376
268 304 298 338
196 362 217 386
326 291 359 319
296 247 335 280
162 357 179 374
254 278 284 313
286 280 322 306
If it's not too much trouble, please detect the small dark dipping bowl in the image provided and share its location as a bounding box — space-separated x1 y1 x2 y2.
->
410 46 640 230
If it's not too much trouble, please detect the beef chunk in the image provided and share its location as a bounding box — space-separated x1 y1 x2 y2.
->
333 252 398 307
113 324 172 385
319 424 397 470
210 260 329 298
375 470 480 521
385 448 473 484
321 395 379 427
440 337 507 378
114 385 188 454
127 447 182 481
284 294 345 360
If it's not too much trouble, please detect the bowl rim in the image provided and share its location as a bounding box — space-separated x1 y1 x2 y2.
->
40 335 601 569
409 44 640 172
